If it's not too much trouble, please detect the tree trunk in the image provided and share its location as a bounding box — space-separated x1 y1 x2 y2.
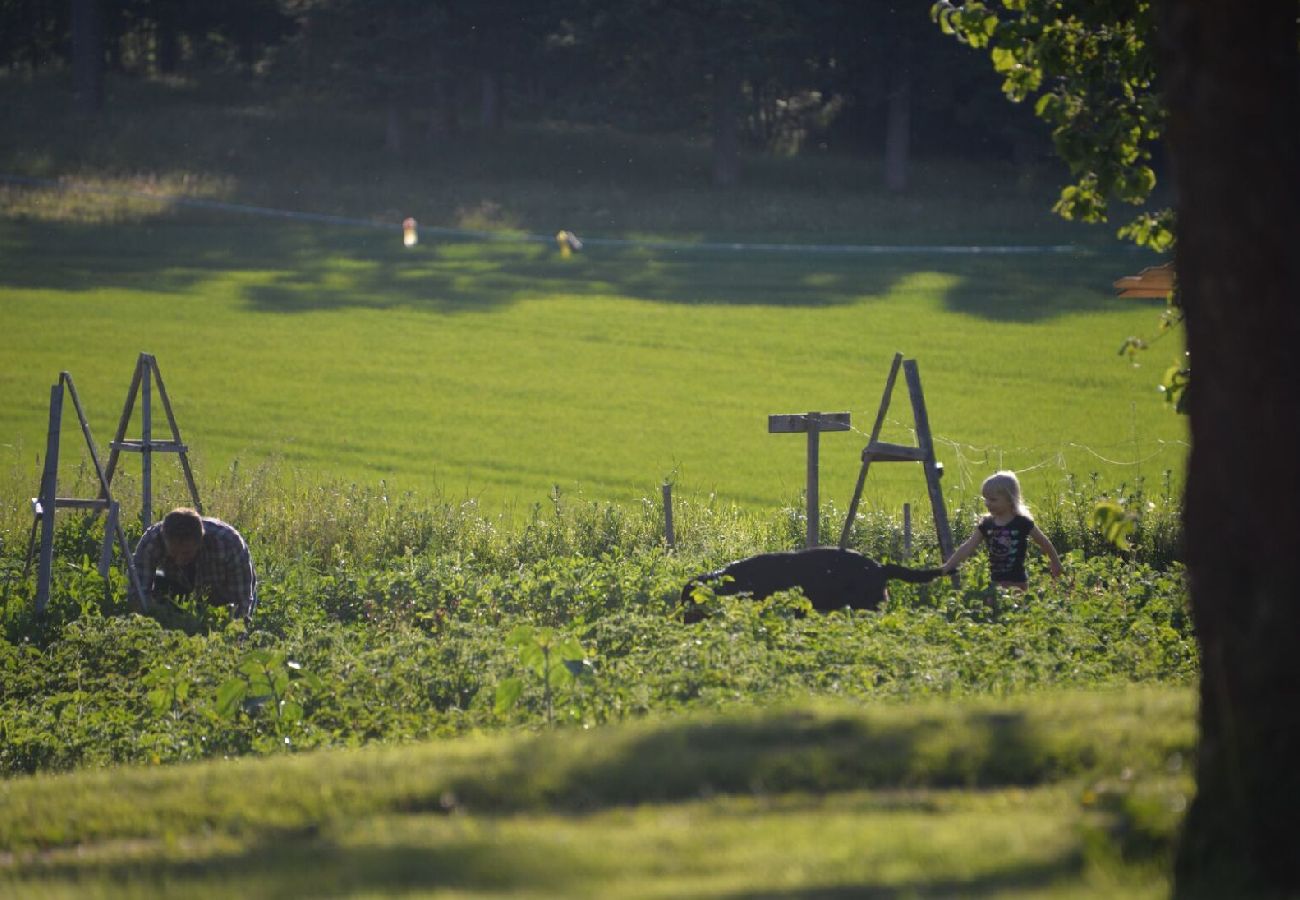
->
883 38 911 193
1159 0 1300 894
70 0 103 115
711 66 741 188
156 11 181 75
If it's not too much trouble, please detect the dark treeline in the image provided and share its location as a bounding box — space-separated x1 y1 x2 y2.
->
1 0 1049 188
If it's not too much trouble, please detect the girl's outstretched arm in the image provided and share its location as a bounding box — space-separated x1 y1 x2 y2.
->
1030 525 1063 578
941 531 983 574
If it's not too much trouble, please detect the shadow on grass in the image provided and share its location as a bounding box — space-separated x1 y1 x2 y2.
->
6 832 1086 899
7 835 598 898
0 219 1162 322
723 853 1086 899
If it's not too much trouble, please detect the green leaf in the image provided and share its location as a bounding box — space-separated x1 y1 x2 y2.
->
556 637 585 662
146 688 171 717
279 699 304 725
1092 501 1137 551
216 678 248 719
506 625 534 646
494 677 523 715
1160 363 1191 415
519 641 547 675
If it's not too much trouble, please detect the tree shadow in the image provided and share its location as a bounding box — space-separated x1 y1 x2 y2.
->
8 828 1086 898
0 219 1164 322
8 833 600 898
722 852 1086 899
503 708 1072 813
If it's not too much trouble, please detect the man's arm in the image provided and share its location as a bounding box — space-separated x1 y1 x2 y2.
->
207 523 257 621
131 525 164 605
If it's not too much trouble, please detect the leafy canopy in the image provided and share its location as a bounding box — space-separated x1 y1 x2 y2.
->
932 0 1172 253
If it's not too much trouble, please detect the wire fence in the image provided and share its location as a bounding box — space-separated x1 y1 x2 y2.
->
0 172 1088 257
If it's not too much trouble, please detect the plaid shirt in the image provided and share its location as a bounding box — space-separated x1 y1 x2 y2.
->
133 516 257 619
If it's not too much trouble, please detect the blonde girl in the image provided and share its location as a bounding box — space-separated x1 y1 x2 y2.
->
940 470 1062 588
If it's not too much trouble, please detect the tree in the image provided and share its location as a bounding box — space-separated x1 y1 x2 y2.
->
70 0 103 114
936 0 1300 892
1157 1 1300 892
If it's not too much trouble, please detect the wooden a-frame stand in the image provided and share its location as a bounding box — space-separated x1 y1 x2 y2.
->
102 352 203 529
838 353 958 582
24 372 146 615
25 353 203 615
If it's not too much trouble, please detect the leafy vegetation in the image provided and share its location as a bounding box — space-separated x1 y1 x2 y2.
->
1 469 1189 778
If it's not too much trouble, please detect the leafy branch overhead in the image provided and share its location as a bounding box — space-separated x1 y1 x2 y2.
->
932 0 1187 414
931 0 1170 253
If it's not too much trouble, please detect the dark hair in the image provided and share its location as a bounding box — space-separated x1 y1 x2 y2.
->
161 508 204 543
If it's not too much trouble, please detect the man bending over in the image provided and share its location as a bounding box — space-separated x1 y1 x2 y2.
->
133 507 257 623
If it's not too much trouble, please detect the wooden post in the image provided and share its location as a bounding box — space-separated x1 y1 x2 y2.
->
903 360 956 576
662 482 675 550
35 382 63 615
104 353 203 519
840 352 903 548
837 354 959 584
903 502 913 559
141 359 152 528
25 372 150 614
768 411 851 548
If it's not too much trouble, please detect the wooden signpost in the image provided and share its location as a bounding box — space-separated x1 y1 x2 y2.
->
768 411 851 548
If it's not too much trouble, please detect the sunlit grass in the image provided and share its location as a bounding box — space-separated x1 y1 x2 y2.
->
0 217 1183 517
0 688 1189 898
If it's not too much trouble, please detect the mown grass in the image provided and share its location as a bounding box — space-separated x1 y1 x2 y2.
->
0 216 1184 515
0 687 1192 898
1 69 1184 514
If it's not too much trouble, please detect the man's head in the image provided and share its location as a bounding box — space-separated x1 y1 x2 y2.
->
161 507 204 565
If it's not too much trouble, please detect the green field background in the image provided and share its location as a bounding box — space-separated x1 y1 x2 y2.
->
0 217 1185 518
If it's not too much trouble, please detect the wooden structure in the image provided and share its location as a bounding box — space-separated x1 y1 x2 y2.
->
1113 262 1175 298
838 353 957 581
24 353 202 615
103 352 203 529
25 372 147 615
768 411 851 548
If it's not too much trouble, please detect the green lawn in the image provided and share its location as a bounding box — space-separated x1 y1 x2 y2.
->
0 687 1191 898
0 217 1183 518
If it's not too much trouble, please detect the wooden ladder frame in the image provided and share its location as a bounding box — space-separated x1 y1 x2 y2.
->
838 353 958 581
24 372 147 615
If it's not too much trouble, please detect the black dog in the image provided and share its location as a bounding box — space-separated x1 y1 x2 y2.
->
680 547 944 622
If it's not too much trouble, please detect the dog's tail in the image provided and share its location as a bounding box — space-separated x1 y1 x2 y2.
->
880 563 946 584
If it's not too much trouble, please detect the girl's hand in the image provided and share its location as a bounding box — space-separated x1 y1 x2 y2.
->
1049 559 1063 578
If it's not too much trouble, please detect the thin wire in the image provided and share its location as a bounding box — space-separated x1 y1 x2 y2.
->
1 173 1086 257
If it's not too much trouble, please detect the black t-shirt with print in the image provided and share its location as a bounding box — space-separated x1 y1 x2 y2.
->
978 514 1033 583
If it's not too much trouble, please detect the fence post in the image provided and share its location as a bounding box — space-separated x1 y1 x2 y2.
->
662 482 675 550
903 502 912 559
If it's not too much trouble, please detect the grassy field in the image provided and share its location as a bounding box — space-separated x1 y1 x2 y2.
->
0 74 1199 897
0 71 1186 517
0 217 1184 518
0 687 1192 898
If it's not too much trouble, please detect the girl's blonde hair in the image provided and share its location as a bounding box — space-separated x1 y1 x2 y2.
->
982 470 1030 517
